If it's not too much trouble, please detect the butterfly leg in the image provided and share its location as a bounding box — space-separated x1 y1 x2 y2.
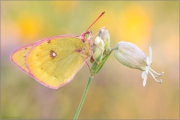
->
90 30 99 39
88 40 104 65
87 31 104 51
77 50 92 75
84 36 102 65
84 56 93 75
90 48 100 65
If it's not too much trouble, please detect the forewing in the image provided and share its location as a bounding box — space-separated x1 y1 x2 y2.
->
26 37 87 89
10 35 76 75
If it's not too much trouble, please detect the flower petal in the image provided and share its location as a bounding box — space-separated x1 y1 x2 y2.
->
146 57 151 66
142 71 147 79
142 71 147 86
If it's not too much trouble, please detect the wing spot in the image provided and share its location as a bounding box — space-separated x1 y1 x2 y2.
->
76 48 83 54
76 49 82 52
50 50 56 58
25 47 27 50
47 40 51 44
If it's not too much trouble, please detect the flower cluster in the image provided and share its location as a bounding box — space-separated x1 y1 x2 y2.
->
92 27 111 62
92 27 164 86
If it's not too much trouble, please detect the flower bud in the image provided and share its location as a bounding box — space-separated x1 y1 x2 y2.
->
114 41 164 86
98 27 111 54
114 41 147 71
92 37 105 62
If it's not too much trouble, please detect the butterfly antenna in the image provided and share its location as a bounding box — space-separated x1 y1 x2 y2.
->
86 11 105 32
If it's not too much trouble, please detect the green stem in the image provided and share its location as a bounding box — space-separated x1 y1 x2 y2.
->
73 75 94 120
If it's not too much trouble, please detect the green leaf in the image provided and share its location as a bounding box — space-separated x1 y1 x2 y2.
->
91 50 113 75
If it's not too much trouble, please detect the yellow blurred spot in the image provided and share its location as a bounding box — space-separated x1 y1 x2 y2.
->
118 5 152 49
17 13 43 42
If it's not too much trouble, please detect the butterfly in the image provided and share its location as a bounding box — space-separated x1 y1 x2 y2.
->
10 12 105 89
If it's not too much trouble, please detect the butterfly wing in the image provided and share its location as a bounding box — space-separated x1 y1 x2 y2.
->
10 35 76 76
26 37 89 89
10 43 36 75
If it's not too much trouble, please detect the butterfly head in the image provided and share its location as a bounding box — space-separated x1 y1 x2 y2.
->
80 31 92 43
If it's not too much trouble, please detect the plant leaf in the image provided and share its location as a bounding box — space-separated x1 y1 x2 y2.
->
91 50 113 75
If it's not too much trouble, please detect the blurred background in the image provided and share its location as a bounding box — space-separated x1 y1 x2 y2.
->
1 1 179 119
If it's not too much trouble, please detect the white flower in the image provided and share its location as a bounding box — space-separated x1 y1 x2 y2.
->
114 41 164 86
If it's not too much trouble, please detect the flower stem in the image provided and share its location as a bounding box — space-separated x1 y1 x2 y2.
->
73 75 94 120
